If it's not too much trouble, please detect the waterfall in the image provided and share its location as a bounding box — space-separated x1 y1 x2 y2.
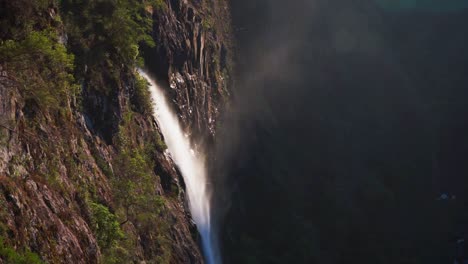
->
138 70 217 264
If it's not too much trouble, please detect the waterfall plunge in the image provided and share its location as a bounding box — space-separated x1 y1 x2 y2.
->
138 70 217 264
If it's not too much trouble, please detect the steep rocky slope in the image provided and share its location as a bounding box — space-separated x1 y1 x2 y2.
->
145 0 232 141
0 0 231 263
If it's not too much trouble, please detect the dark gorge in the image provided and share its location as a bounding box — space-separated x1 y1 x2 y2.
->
217 0 468 263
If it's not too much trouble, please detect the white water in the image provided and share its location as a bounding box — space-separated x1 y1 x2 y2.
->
138 70 217 264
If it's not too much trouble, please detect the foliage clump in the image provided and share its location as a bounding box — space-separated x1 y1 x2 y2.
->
0 0 51 40
0 237 43 264
89 202 124 250
113 112 165 226
101 110 171 262
61 0 157 68
0 30 78 114
131 74 154 115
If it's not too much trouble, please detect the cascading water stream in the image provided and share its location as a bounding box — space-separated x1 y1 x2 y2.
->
138 69 217 264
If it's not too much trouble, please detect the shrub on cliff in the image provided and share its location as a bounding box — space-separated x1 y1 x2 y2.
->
0 237 43 264
89 202 124 250
0 30 78 114
0 0 50 40
61 0 156 67
112 111 165 226
112 145 164 224
132 74 153 115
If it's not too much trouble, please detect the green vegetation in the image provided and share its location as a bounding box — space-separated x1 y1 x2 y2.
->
150 0 168 11
61 0 157 69
131 74 167 151
154 232 172 264
0 0 50 40
102 109 172 262
89 202 124 250
113 146 163 222
154 132 168 152
113 112 165 226
132 74 154 115
0 30 78 114
0 237 43 264
59 0 162 122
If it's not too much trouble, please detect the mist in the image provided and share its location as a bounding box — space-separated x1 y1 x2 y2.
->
213 0 468 263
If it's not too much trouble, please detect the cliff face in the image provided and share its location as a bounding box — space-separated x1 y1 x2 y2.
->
145 0 232 141
0 0 231 263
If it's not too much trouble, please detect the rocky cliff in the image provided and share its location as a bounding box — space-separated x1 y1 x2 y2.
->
0 0 231 263
145 0 232 141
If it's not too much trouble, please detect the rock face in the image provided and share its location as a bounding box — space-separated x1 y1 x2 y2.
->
145 0 232 141
0 0 231 263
